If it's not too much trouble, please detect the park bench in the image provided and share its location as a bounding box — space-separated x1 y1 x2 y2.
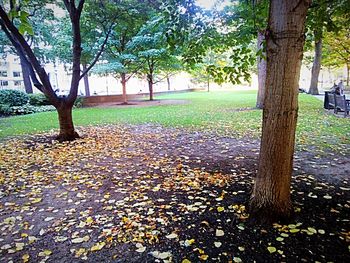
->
324 91 335 110
334 94 350 117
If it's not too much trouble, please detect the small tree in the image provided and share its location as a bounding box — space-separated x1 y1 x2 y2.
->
0 1 111 140
220 0 268 108
130 17 172 101
51 1 115 97
190 47 254 92
158 55 182 91
165 1 255 92
323 27 350 86
305 0 346 95
94 0 155 103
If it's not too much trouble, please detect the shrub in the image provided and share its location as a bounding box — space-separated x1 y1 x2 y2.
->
74 96 84 108
0 103 12 115
28 93 51 106
0 89 29 106
0 104 55 115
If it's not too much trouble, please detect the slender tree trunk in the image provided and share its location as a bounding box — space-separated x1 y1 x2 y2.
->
308 34 322 95
121 72 127 104
82 64 90 97
167 75 171 91
347 64 349 87
56 104 79 141
19 54 33 93
207 75 210 92
249 0 311 223
256 30 267 109
147 74 154 101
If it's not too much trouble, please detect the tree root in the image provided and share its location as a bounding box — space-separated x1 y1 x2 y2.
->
248 198 294 224
56 131 80 142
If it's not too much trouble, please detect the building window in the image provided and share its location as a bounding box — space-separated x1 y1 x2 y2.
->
0 71 7 77
14 80 22 86
0 80 9 86
13 72 21 77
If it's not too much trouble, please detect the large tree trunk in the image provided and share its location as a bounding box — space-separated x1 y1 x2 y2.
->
56 104 79 142
147 74 154 101
308 34 322 95
19 54 33 93
256 30 267 109
121 72 127 104
82 64 90 97
249 0 311 223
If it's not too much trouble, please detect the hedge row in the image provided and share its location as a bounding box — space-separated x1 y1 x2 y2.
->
0 104 55 115
0 89 29 106
0 89 83 116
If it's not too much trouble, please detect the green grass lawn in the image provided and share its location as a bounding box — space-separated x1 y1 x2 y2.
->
1 90 349 153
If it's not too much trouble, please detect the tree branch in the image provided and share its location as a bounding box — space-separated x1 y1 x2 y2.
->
153 75 168 84
125 67 142 81
79 25 113 80
0 18 44 92
62 0 71 14
77 0 85 14
0 6 57 103
334 49 350 63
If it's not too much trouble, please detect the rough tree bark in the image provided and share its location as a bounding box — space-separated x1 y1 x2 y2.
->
249 0 311 223
57 102 79 140
121 72 127 104
147 73 154 101
82 64 90 97
256 30 267 109
19 54 33 93
308 32 322 95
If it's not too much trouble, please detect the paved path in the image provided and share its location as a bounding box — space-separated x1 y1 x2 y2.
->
313 95 324 101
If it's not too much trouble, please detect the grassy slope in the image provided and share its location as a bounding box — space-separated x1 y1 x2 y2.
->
0 90 349 152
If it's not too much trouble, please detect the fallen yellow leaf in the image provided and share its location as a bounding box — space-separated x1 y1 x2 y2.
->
91 242 105 252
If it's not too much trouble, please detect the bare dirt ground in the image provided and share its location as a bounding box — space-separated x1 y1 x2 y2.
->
0 125 349 262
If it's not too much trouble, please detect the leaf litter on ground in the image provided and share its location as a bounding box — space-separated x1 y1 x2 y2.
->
0 124 349 262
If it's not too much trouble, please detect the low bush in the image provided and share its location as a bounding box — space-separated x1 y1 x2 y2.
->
74 96 84 108
0 89 29 106
0 103 12 115
29 93 83 107
28 93 51 106
0 104 55 116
